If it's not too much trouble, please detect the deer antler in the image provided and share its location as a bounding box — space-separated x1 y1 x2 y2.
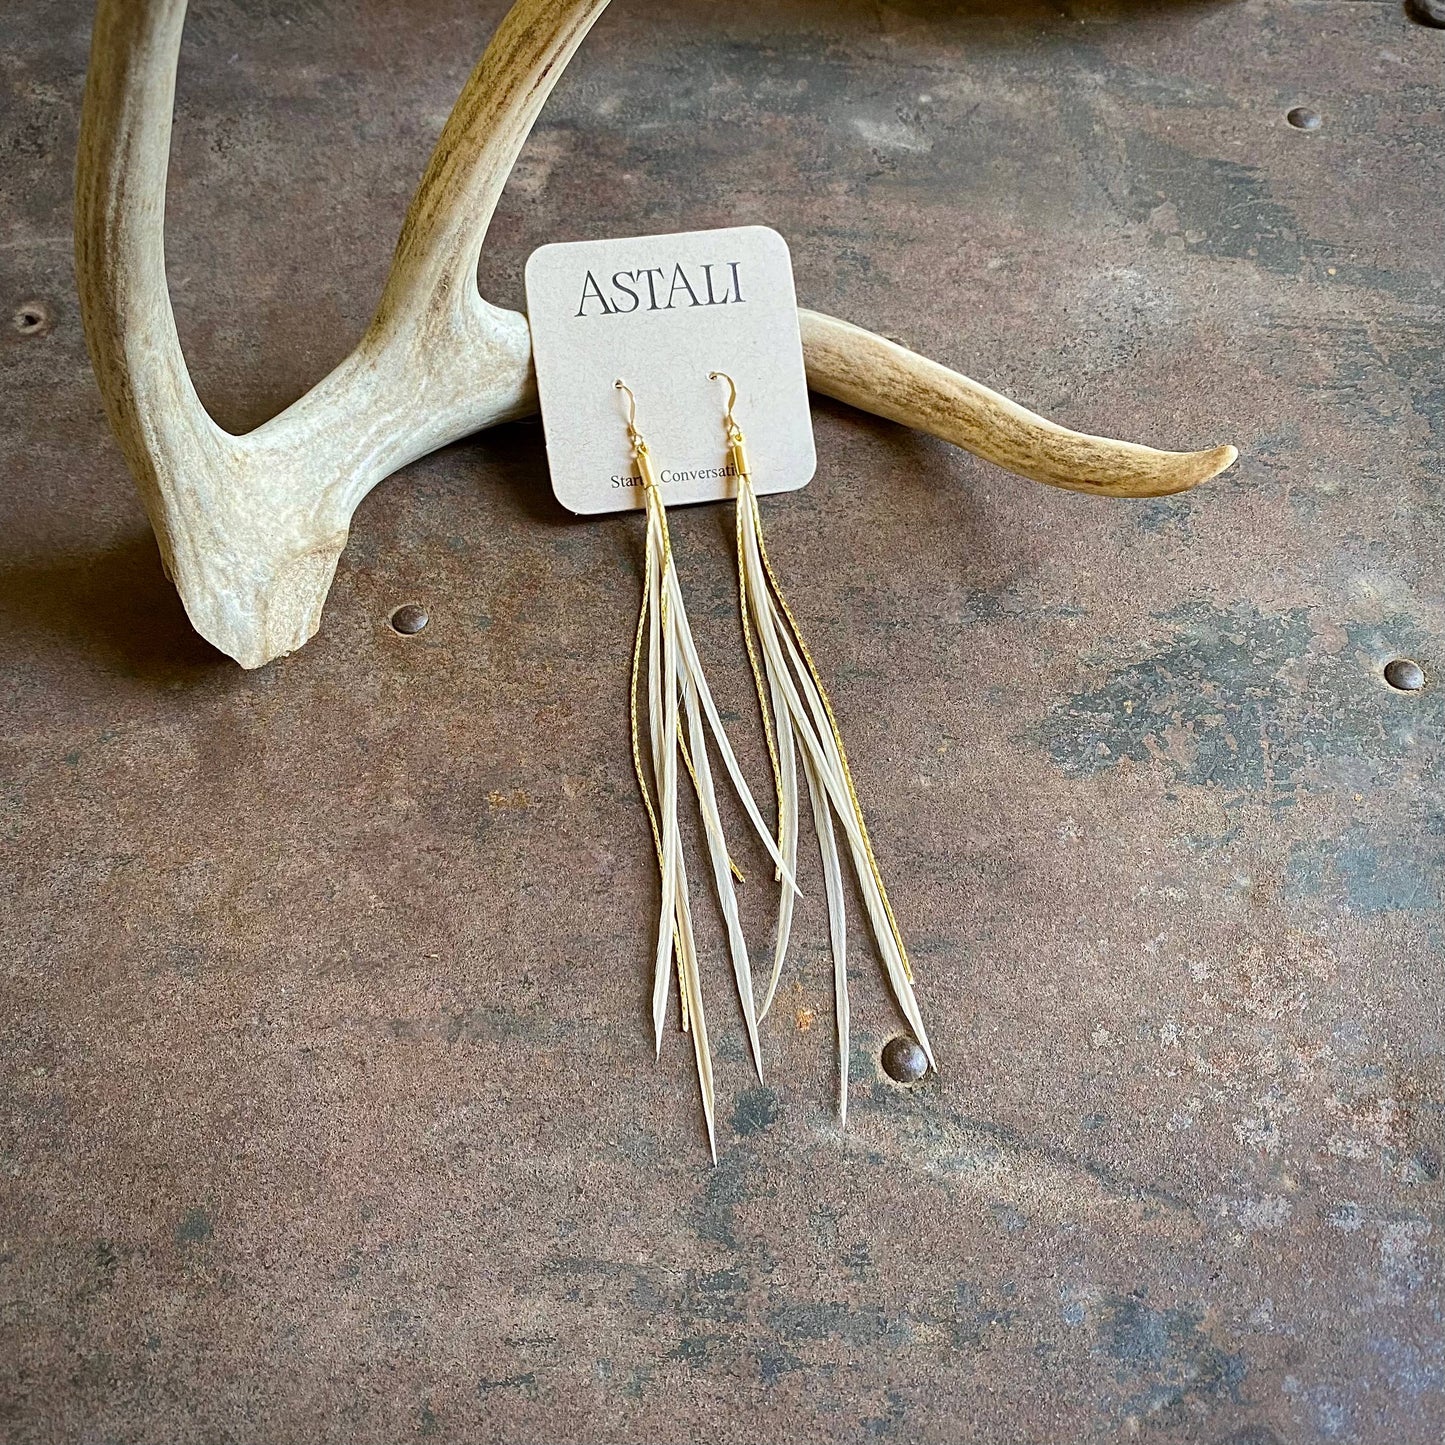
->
75 0 1237 670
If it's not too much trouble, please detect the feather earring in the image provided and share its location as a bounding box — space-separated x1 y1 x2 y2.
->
615 379 799 1160
709 371 934 1126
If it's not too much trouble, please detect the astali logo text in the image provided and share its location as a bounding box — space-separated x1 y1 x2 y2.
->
577 261 744 317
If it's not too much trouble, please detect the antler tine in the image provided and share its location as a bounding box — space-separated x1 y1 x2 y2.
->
75 0 219 577
256 0 618 504
800 312 1237 498
379 0 615 329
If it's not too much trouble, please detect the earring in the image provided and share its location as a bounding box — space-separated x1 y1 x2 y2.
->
614 379 796 1161
709 371 934 1125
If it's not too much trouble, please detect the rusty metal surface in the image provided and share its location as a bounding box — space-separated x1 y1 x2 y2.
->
2 1 1443 1441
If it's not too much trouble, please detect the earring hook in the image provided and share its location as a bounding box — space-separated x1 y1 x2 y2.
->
708 370 751 483
614 377 639 435
708 370 738 419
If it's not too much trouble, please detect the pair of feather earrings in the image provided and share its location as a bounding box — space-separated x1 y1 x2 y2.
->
618 373 934 1159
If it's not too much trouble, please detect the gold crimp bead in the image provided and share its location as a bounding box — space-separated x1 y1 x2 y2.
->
728 437 751 482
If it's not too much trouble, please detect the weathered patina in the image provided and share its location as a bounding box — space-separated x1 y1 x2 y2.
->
1 1 1441 1441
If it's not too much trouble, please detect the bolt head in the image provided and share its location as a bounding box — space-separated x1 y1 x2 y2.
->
881 1035 929 1084
1384 657 1425 692
390 603 429 635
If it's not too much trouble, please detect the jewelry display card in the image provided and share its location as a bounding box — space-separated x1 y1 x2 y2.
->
525 225 816 515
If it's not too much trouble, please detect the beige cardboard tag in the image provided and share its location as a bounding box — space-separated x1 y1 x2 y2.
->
525 225 816 515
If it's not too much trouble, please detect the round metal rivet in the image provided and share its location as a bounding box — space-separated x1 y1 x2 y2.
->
389 603 429 635
1286 107 1323 131
1406 0 1445 27
881 1035 928 1084
1384 657 1425 692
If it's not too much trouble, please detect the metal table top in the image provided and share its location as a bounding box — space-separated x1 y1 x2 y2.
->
2 2 1442 1440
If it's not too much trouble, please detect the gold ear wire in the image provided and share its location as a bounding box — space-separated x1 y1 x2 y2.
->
614 376 638 430
708 371 750 478
708 370 740 435
614 378 657 488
